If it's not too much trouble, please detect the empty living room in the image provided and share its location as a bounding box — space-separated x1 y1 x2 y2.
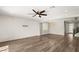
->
0 6 79 52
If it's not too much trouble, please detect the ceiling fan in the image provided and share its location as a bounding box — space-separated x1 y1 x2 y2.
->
32 9 47 18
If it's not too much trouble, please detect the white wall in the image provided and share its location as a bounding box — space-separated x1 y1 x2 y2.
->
0 15 78 42
49 20 64 35
49 18 75 35
0 16 40 42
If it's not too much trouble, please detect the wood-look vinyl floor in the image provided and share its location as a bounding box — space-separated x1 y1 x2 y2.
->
0 34 79 52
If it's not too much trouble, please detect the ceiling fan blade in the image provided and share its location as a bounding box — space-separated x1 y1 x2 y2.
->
40 14 47 16
33 14 37 17
32 9 37 13
40 10 45 13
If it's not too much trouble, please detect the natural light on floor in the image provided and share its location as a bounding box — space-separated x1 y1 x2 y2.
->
0 45 9 52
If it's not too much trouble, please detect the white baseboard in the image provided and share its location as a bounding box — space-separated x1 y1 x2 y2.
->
0 35 40 42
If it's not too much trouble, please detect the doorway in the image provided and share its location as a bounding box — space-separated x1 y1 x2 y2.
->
40 22 49 35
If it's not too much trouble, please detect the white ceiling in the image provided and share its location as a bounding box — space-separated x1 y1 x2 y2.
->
0 6 79 22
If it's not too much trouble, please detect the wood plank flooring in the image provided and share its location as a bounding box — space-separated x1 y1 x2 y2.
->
0 34 79 52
